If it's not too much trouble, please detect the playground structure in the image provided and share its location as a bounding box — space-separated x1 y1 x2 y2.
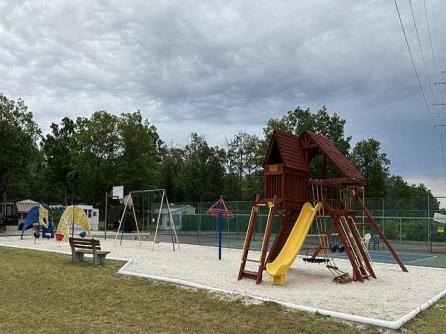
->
20 206 54 240
56 205 92 241
207 196 234 260
239 130 407 285
113 189 180 250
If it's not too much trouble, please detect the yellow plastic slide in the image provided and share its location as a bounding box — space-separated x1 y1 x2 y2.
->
266 202 322 285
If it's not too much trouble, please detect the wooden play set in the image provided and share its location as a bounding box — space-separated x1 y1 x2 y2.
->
238 130 408 284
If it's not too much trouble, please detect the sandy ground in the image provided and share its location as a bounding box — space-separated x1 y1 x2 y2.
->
1 236 446 324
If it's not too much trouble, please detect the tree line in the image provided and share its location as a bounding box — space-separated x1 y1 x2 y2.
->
0 92 440 212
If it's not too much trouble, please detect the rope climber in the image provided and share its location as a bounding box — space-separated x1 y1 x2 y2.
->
304 183 351 284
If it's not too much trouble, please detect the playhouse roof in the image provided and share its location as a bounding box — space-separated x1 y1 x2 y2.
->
264 130 307 171
15 199 40 213
302 131 366 184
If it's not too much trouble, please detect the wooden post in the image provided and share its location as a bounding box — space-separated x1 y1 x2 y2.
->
238 195 260 280
130 194 142 245
152 191 165 249
352 189 408 272
344 213 376 279
335 215 364 282
256 196 277 284
114 196 130 247
165 193 180 250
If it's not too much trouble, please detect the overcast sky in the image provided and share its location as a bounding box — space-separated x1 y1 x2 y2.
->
1 0 446 196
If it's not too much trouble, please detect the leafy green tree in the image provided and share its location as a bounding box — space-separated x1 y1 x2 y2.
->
350 138 390 197
41 117 77 204
225 132 263 199
263 106 351 178
0 94 41 201
263 105 351 154
42 110 162 206
116 111 161 193
160 147 186 201
73 111 121 205
181 133 225 202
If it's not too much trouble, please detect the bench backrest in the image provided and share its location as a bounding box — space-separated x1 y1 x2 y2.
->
69 237 101 250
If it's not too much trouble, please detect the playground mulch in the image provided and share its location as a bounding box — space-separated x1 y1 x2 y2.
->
0 246 445 333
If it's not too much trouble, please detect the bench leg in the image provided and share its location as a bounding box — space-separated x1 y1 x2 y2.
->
93 254 100 266
76 252 85 262
92 254 107 265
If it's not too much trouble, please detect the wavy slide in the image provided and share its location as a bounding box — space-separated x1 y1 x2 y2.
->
266 202 322 285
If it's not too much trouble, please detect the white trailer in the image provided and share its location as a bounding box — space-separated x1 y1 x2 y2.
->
77 204 100 231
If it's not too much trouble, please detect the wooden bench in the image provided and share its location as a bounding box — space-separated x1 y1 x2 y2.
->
69 237 110 266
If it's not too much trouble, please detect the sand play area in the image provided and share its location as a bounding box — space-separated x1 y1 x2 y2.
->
1 236 445 329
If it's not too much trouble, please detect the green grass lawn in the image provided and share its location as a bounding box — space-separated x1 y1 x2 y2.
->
0 247 444 334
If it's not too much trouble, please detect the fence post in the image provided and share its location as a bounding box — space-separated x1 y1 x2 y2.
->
198 202 201 245
235 202 238 243
428 192 432 253
227 215 230 249
399 218 402 251
382 198 385 236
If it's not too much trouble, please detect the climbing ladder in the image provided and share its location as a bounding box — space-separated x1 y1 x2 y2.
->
336 212 375 282
238 196 277 284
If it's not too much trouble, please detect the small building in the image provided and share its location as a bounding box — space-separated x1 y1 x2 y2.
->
0 202 17 229
16 199 40 229
153 204 196 230
77 204 100 231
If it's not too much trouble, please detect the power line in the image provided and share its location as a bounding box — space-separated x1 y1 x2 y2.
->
424 0 445 125
427 0 446 176
423 0 440 77
393 0 438 134
408 0 437 105
394 0 446 177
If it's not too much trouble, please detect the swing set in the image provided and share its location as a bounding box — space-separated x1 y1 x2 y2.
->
113 189 180 250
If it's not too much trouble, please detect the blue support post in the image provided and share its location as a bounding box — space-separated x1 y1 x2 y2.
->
208 195 233 261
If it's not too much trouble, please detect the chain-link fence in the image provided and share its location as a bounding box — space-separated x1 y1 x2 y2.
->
104 197 446 254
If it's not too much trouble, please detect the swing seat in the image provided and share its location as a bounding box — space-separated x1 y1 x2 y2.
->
326 264 339 270
333 273 352 284
303 257 329 264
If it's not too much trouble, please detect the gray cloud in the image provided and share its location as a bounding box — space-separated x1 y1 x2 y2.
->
1 0 446 192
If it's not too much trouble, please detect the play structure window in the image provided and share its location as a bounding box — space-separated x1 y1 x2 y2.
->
266 141 283 165
83 209 92 218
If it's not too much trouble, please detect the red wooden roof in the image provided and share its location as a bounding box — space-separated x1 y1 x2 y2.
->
301 131 366 184
264 130 307 171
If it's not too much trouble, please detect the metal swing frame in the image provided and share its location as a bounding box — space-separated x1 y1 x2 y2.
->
113 189 180 250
